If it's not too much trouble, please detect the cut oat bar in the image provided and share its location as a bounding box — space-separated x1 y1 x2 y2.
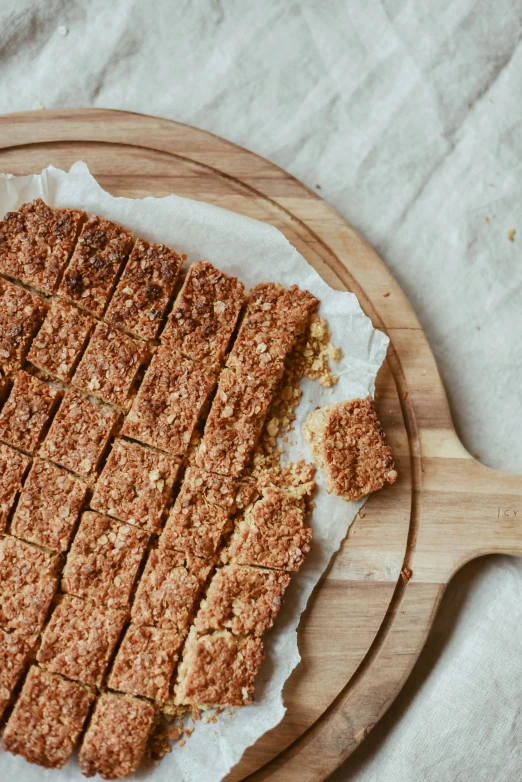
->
58 215 133 317
0 628 34 721
0 278 47 373
0 199 86 294
161 260 244 365
121 347 215 455
27 299 94 382
303 397 397 501
225 487 312 572
39 392 117 478
61 511 149 607
0 443 30 533
11 458 87 552
196 369 274 476
131 548 211 632
79 692 155 779
160 487 231 560
195 564 290 637
37 595 127 687
181 466 239 511
175 627 264 707
105 237 183 340
72 322 148 410
0 536 58 634
3 666 94 770
0 371 60 455
90 438 180 534
108 623 182 703
240 282 318 335
226 323 294 383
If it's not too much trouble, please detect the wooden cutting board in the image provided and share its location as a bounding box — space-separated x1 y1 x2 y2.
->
1 109 521 781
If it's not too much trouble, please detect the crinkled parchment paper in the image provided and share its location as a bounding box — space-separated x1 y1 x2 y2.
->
0 163 389 782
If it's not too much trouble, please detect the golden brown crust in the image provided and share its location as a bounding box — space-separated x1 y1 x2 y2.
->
240 282 318 334
0 442 30 533
0 371 60 455
27 299 95 381
0 278 47 373
0 629 34 721
160 486 231 560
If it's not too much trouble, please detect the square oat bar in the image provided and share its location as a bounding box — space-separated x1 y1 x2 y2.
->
226 323 294 384
121 347 215 456
0 629 34 721
3 666 94 770
160 487 231 560
0 372 60 455
0 279 47 374
28 299 94 382
11 458 87 552
37 595 127 687
0 443 30 534
181 467 239 511
39 392 118 478
108 623 182 703
105 237 183 340
62 511 149 607
0 199 86 294
58 215 133 317
90 438 180 534
160 261 244 365
0 536 58 634
131 548 211 632
175 627 264 707
240 282 318 335
79 692 155 780
72 322 148 410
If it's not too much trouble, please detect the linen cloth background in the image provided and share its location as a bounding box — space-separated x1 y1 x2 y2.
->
1 1 522 779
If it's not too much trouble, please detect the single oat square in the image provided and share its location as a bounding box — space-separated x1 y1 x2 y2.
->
79 692 155 779
37 595 127 686
0 199 86 294
11 458 87 552
39 392 118 478
3 666 94 770
28 299 94 382
303 397 397 501
0 536 58 635
0 279 47 373
105 237 183 340
61 511 149 607
58 215 133 317
131 548 211 632
160 487 231 560
195 564 290 637
181 467 239 511
226 323 294 383
0 443 30 533
0 628 34 721
241 282 318 335
161 260 244 364
175 628 264 707
108 623 183 702
91 438 180 534
0 371 60 455
121 347 216 456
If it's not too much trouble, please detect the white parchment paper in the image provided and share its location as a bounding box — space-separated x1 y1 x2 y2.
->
0 163 389 782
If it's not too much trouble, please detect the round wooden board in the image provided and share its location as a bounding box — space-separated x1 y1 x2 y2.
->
1 109 521 781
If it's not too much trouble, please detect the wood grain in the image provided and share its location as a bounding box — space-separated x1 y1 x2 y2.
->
0 109 520 781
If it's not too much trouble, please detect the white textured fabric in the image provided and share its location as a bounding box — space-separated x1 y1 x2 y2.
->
1 2 522 779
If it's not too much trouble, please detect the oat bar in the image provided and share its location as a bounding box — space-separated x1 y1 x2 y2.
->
3 666 94 769
108 623 182 702
121 347 215 455
195 564 290 637
105 237 183 340
303 397 397 501
131 548 211 632
28 299 94 382
72 322 147 410
11 458 87 552
0 371 60 455
58 215 133 316
90 438 179 534
181 466 239 511
0 199 86 294
0 278 47 373
37 595 127 687
0 629 34 721
79 692 155 779
0 536 58 634
161 261 244 365
175 627 264 707
0 443 30 533
240 282 318 335
160 488 231 560
39 392 117 478
61 511 149 607
226 323 294 383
